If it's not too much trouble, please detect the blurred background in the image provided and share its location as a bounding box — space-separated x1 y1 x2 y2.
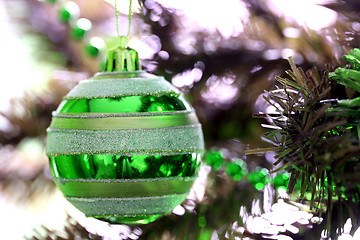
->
1 0 360 239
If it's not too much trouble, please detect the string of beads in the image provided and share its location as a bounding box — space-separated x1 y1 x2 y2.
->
41 0 106 58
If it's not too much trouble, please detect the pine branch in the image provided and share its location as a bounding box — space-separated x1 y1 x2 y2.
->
249 50 360 237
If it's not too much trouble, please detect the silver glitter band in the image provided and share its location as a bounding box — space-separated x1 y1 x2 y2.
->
66 193 188 216
52 109 194 118
64 77 180 100
46 124 204 157
53 176 196 197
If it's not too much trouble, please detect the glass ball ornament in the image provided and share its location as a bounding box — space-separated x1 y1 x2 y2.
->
46 39 204 224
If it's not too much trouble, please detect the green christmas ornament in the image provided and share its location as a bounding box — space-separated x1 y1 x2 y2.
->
46 38 204 224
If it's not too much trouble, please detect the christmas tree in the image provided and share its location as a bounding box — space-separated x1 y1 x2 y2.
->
2 0 360 239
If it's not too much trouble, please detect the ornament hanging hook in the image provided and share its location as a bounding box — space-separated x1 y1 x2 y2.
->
106 0 140 72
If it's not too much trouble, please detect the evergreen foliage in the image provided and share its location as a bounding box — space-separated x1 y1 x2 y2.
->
2 0 360 239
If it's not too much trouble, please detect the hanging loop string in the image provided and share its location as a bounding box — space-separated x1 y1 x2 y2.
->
127 0 133 38
115 0 121 45
114 0 133 47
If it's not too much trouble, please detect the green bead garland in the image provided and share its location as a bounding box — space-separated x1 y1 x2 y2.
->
247 168 269 190
85 37 106 57
273 172 289 190
70 18 92 40
204 149 224 171
41 0 104 59
58 1 79 23
225 159 247 181
204 149 295 192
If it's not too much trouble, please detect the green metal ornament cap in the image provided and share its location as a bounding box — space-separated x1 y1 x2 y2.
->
105 36 141 72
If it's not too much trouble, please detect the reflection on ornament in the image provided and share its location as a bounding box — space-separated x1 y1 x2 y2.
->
46 39 204 224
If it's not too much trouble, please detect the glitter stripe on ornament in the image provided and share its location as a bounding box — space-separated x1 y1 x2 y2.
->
52 109 194 118
64 75 180 100
66 193 188 216
46 124 204 156
53 176 195 197
50 111 199 130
